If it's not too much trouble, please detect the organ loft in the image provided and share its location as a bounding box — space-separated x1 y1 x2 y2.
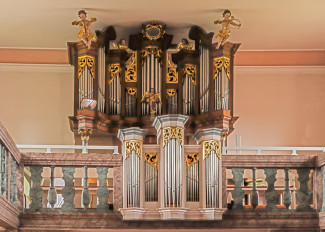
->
67 18 240 219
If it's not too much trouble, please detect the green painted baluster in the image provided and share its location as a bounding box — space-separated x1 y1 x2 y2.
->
231 168 245 211
296 168 313 212
10 156 17 205
30 166 44 211
264 168 278 212
96 167 109 211
82 166 90 209
250 168 259 210
61 167 75 212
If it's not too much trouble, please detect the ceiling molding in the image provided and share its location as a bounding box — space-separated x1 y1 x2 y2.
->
0 63 73 73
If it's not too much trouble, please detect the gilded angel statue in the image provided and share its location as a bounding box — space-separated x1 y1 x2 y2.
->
72 10 97 50
214 9 241 49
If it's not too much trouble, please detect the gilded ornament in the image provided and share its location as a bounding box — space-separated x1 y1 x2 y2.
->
203 140 222 159
186 153 199 169
78 55 95 78
125 140 142 160
166 89 177 98
163 127 183 147
125 52 137 82
142 22 165 41
78 128 92 141
183 64 196 85
108 64 120 85
145 153 158 169
141 46 163 63
213 57 230 79
126 88 137 96
167 55 178 83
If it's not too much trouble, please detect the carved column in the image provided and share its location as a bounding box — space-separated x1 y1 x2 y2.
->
61 167 75 212
193 128 226 219
117 127 147 220
264 168 278 212
29 166 43 212
283 168 292 210
231 168 245 211
96 166 109 211
153 115 188 220
297 168 313 212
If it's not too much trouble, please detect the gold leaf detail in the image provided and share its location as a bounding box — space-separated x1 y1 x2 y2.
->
125 140 142 160
167 55 178 83
145 152 158 169
166 89 176 98
126 88 137 96
163 127 183 147
213 57 230 80
125 52 137 82
203 140 221 159
78 55 95 78
108 64 120 85
186 153 199 169
183 64 196 85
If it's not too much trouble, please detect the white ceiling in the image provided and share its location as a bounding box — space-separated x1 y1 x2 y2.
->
1 0 325 50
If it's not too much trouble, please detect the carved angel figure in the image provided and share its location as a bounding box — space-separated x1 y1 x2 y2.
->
141 88 162 115
214 9 241 49
72 10 97 50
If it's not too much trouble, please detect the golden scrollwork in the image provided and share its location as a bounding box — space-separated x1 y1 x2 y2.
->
203 140 222 159
125 52 137 82
141 46 163 62
213 57 230 80
186 153 199 169
145 152 158 169
107 64 120 85
177 43 194 51
183 64 196 85
78 55 95 78
142 22 165 41
125 140 142 160
167 55 178 83
78 128 92 141
163 127 183 147
166 89 177 98
126 87 137 96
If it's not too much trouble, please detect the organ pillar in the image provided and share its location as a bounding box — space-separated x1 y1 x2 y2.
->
153 115 188 219
193 128 227 220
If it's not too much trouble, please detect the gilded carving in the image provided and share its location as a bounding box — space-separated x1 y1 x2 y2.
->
125 52 137 82
108 64 120 85
145 152 158 169
78 128 92 141
213 57 230 79
141 46 163 62
142 22 165 41
126 87 137 96
186 153 199 169
125 140 142 160
183 64 196 85
203 140 221 159
78 55 95 78
163 127 183 147
167 55 178 83
166 89 176 98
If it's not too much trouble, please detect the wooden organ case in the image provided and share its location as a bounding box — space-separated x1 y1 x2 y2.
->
67 23 240 145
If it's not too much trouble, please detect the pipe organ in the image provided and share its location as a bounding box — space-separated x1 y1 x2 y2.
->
67 22 240 220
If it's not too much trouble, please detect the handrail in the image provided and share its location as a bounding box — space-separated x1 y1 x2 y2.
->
223 146 325 155
17 144 119 155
